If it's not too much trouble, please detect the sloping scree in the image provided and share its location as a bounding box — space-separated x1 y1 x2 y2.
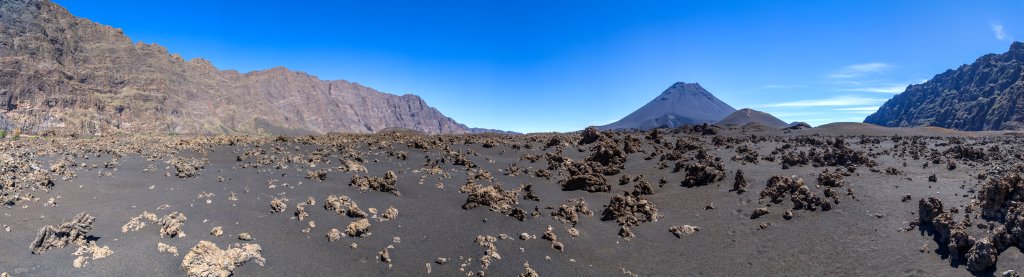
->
30 212 95 254
181 240 265 277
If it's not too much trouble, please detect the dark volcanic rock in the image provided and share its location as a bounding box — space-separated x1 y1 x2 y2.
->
0 0 484 135
865 42 1024 131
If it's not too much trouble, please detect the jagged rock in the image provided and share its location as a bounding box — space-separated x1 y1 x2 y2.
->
159 212 187 238
669 225 701 238
350 171 400 195
919 197 944 223
345 219 371 238
324 195 367 218
180 241 265 277
679 160 726 187
602 193 659 226
732 170 748 193
579 126 601 144
30 212 94 254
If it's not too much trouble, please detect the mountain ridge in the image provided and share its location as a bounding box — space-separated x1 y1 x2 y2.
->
864 41 1024 131
0 0 506 135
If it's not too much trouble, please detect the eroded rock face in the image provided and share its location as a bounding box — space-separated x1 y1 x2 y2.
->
180 241 265 277
30 212 94 254
865 42 1024 131
0 0 477 135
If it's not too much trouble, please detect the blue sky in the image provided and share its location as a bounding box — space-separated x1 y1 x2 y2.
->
55 0 1024 133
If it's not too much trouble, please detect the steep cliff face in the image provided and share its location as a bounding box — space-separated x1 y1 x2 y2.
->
0 0 472 135
864 42 1024 131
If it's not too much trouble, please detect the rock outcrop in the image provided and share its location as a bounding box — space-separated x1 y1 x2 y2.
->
0 0 483 135
865 42 1024 131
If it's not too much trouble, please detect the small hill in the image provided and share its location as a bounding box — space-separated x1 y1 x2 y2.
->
716 108 788 128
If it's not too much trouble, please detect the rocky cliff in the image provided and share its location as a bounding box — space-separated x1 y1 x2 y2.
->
0 0 476 135
864 42 1024 131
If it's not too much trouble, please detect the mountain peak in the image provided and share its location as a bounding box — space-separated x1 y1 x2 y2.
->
602 82 736 130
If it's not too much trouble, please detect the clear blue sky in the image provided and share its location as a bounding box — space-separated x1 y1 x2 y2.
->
54 0 1024 133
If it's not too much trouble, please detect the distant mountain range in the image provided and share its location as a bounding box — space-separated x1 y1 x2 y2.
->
0 0 506 135
865 42 1024 131
601 82 737 130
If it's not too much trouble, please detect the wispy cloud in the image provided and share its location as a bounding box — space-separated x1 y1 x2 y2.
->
834 106 880 111
840 85 906 94
993 23 1007 40
828 62 891 79
759 84 805 90
762 96 888 108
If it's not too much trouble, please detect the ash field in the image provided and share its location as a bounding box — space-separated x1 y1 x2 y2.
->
2 124 1024 276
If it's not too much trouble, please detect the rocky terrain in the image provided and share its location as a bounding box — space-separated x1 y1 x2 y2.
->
0 0 492 136
601 82 736 130
865 41 1024 131
0 124 1023 276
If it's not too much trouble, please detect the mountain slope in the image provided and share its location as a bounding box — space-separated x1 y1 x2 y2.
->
0 0 476 135
716 108 788 127
864 42 1024 131
601 82 736 130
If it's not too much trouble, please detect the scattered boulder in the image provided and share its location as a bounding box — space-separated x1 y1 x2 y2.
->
350 171 400 195
669 225 701 238
181 241 265 277
602 193 659 226
30 212 95 254
159 212 187 238
346 219 371 238
732 170 748 193
325 195 368 218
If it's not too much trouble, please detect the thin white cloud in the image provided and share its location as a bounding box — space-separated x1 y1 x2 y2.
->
759 84 805 90
828 62 891 79
840 85 906 94
762 96 888 108
993 23 1007 40
834 106 880 111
